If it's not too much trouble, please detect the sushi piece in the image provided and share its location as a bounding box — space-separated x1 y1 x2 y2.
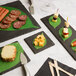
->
1 45 17 62
52 9 59 22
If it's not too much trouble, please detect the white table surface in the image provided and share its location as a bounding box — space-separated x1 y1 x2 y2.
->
0 0 76 76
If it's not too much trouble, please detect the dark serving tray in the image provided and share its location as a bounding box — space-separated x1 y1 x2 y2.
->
35 58 76 76
0 0 40 42
0 41 30 75
41 14 76 60
24 31 54 54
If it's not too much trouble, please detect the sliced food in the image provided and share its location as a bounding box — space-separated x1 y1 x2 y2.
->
20 21 26 25
1 45 17 62
5 16 16 22
0 23 11 29
9 14 18 19
2 19 11 24
10 10 21 16
13 21 23 29
13 21 26 29
18 15 27 21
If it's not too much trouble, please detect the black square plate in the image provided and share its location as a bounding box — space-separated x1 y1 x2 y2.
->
35 58 76 76
41 14 76 60
24 31 55 54
0 41 30 75
0 1 41 43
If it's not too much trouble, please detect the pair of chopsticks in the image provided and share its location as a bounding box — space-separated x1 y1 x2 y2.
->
48 60 74 76
48 60 60 76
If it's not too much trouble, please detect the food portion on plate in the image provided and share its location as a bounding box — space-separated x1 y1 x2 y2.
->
0 42 27 74
71 41 76 47
13 15 27 29
0 6 39 31
41 12 76 60
18 15 27 21
25 31 54 54
62 17 70 38
33 33 47 49
49 9 61 28
0 8 27 29
0 9 21 29
52 9 59 23
71 39 76 51
0 7 9 21
59 17 72 41
1 45 17 62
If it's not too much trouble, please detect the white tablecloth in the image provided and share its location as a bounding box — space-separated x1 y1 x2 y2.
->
0 0 76 76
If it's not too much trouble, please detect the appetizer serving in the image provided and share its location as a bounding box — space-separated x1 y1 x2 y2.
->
0 1 40 43
1 45 17 62
0 42 29 75
71 39 76 51
52 9 59 22
63 28 69 38
41 13 76 60
49 9 61 28
59 17 72 41
71 41 76 47
62 17 69 38
0 6 39 31
25 31 54 54
0 9 27 29
13 15 27 29
33 33 46 49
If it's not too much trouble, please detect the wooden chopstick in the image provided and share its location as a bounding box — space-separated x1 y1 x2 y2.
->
58 66 74 76
49 61 74 76
54 60 60 76
48 62 55 76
